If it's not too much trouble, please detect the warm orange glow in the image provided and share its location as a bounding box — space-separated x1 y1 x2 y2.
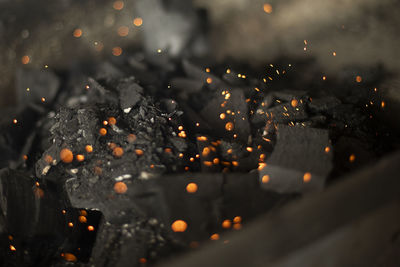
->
99 128 107 136
112 47 122 56
108 117 117 125
21 55 30 64
117 26 129 37
232 161 239 167
127 133 137 143
114 182 128 194
303 172 312 183
246 147 253 152
45 154 53 164
225 122 234 131
85 145 93 153
220 113 226 120
222 219 232 229
63 253 77 262
356 76 362 83
263 3 273 13
76 154 85 162
79 216 87 223
233 216 242 223
113 147 124 157
349 154 356 162
135 149 144 156
291 99 298 108
202 147 210 157
197 136 208 141
139 258 147 264
73 29 82 38
206 77 212 84
325 146 330 153
258 163 266 170
186 183 198 193
133 17 143 27
10 245 16 251
233 223 242 230
88 225 95 231
171 220 187 232
213 158 220 164
210 233 220 240
113 0 124 10
60 148 73 163
68 222 74 227
381 101 385 108
262 175 270 183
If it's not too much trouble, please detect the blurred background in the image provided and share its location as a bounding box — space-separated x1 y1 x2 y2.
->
1 0 400 114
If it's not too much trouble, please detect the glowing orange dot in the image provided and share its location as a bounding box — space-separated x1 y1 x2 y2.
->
225 122 234 131
133 17 143 27
76 154 85 162
222 220 232 229
127 134 137 143
78 216 87 223
8 235 13 240
210 233 220 240
99 128 107 136
13 119 17 124
356 76 362 83
63 253 77 262
165 148 172 153
68 222 74 227
171 220 187 232
325 146 330 153
112 47 122 56
263 3 273 13
381 101 385 108
258 163 266 170
139 258 147 264
202 147 210 157
10 245 16 251
114 182 128 194
232 161 239 167
206 77 212 84
333 52 337 56
21 55 30 64
303 172 312 183
80 210 87 216
246 147 253 152
45 154 53 164
73 29 82 38
213 158 220 164
233 216 242 223
233 223 242 230
108 117 117 125
291 99 298 107
60 148 73 163
204 161 213 166
219 113 226 120
186 183 198 193
87 225 95 231
85 145 93 153
349 154 356 162
113 0 124 10
23 155 28 160
113 147 124 157
197 136 208 141
179 153 184 158
135 149 144 156
262 175 270 183
117 26 129 37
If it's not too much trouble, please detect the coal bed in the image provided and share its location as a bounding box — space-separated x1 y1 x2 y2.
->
0 51 398 266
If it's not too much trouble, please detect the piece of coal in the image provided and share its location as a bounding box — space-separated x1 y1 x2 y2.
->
259 125 332 193
16 68 60 107
308 96 341 112
272 90 308 102
116 77 144 112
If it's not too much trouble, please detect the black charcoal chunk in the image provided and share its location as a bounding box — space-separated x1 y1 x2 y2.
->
117 78 144 111
182 60 224 90
273 90 308 102
16 68 60 106
259 125 332 193
170 78 204 93
308 96 341 112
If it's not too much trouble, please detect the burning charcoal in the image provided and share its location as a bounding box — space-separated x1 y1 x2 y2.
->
222 70 248 86
259 125 332 193
196 135 220 172
16 68 60 107
308 96 341 112
252 101 308 125
272 90 308 102
117 78 144 113
199 88 250 142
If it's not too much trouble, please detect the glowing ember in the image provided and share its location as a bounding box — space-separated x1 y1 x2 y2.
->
112 147 124 157
99 128 107 136
222 219 232 229
60 148 73 163
112 47 123 56
73 29 82 38
171 220 187 232
88 225 95 231
114 182 128 194
78 216 87 223
76 154 85 162
186 183 198 193
263 4 273 14
349 154 356 162
291 99 298 108
356 76 362 83
85 145 93 153
133 17 143 27
21 55 30 64
303 172 312 183
63 253 77 262
113 0 124 10
262 175 270 183
225 122 234 131
210 233 220 240
117 26 129 37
